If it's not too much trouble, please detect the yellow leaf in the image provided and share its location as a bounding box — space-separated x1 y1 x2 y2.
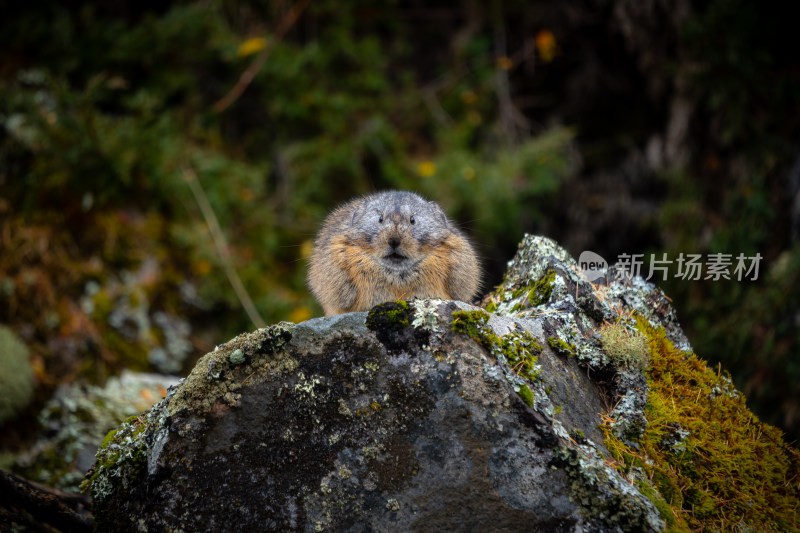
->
417 161 436 178
496 56 514 70
239 188 255 202
195 259 212 276
460 90 478 105
238 37 268 58
300 239 314 259
289 306 312 323
535 30 557 63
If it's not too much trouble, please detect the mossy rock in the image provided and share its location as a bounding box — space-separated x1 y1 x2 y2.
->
601 318 800 532
0 325 34 425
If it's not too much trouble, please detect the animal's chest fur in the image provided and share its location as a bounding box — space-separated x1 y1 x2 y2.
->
359 264 449 308
333 240 453 310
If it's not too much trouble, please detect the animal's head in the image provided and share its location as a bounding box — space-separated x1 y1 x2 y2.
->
349 191 451 272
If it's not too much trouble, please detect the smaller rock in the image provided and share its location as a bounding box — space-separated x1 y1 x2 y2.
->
12 370 179 492
0 325 34 425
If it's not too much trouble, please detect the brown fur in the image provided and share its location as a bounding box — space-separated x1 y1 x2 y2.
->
308 191 481 316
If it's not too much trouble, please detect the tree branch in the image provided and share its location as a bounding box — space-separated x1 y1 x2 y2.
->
213 0 311 114
0 468 93 533
182 166 266 329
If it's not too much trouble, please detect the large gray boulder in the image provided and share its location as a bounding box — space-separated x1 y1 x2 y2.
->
84 235 695 532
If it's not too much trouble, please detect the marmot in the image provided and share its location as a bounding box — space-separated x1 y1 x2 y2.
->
308 191 481 316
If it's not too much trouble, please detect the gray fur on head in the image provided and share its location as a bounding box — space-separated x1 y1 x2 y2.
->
348 191 451 245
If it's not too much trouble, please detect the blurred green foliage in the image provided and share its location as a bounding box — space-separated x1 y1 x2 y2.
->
0 1 574 392
659 0 800 441
1 0 799 444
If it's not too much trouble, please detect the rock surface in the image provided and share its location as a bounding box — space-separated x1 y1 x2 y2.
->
84 235 709 532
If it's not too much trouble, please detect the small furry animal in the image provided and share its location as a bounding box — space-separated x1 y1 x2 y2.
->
308 191 481 316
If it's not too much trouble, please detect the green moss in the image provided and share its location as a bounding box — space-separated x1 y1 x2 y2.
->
0 325 34 424
481 268 557 315
451 309 490 340
601 317 800 532
452 310 542 381
81 414 149 497
636 479 686 532
503 333 542 381
598 322 650 371
517 384 534 407
511 268 555 310
366 300 411 329
547 336 576 358
98 426 121 452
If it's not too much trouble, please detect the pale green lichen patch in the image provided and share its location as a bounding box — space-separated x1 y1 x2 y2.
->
598 322 650 371
411 298 445 330
553 445 664 531
547 316 609 369
294 372 323 399
229 348 245 365
606 370 650 443
504 235 579 284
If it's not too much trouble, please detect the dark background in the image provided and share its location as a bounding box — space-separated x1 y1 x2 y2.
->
1 0 799 447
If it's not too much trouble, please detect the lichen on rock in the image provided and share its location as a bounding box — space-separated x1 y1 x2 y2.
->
598 322 650 372
84 299 642 531
11 369 177 492
484 234 800 530
84 234 799 532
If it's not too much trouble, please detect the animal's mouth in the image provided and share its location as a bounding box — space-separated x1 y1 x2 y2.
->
381 250 414 270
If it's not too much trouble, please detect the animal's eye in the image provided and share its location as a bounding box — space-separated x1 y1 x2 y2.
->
410 215 416 225
378 214 384 223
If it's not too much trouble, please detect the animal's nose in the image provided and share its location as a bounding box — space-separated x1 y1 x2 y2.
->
388 237 400 249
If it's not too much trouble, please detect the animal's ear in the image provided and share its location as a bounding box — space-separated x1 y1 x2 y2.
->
349 201 367 226
428 201 448 225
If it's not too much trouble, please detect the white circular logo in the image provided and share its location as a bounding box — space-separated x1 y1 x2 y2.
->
578 251 608 282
